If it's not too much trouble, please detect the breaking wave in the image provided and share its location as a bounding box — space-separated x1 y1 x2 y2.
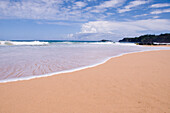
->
0 40 139 46
0 41 49 46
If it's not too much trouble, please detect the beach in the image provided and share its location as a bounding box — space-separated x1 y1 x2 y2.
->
0 50 170 113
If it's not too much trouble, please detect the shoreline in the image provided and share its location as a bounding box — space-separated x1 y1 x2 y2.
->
142 45 170 47
0 48 169 83
0 50 170 113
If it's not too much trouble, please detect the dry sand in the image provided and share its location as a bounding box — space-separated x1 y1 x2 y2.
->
0 50 170 113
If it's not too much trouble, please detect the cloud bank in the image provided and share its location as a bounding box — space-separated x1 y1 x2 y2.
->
70 19 170 41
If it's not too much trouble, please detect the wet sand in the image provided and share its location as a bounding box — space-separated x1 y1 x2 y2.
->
143 45 170 47
0 50 170 113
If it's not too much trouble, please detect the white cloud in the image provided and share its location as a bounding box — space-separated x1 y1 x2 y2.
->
80 20 145 35
89 0 126 13
0 0 63 20
79 19 170 39
96 0 126 9
68 19 170 41
152 16 159 19
75 1 87 8
67 33 74 38
118 8 131 13
69 32 123 41
0 0 90 21
72 1 87 10
118 0 149 13
151 8 170 14
150 3 170 8
0 0 116 21
86 0 97 1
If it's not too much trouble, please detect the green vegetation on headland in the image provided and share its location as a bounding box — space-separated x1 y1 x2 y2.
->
119 33 170 45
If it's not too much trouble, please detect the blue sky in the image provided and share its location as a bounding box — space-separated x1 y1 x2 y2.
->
0 0 170 41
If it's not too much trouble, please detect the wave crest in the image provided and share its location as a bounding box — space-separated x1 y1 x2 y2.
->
0 41 49 46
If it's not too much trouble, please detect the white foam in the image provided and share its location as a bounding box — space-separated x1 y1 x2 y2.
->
153 42 170 45
0 41 6 45
54 42 114 45
0 41 49 46
114 42 137 46
89 42 113 44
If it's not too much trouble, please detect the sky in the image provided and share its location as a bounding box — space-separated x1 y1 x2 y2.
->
0 0 170 41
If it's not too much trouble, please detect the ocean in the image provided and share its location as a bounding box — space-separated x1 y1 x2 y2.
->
0 40 169 83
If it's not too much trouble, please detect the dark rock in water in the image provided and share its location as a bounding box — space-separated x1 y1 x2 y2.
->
100 39 112 42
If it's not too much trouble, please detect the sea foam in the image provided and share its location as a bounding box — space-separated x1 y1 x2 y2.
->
0 41 49 46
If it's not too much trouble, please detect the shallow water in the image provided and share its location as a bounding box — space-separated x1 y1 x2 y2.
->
0 41 169 82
